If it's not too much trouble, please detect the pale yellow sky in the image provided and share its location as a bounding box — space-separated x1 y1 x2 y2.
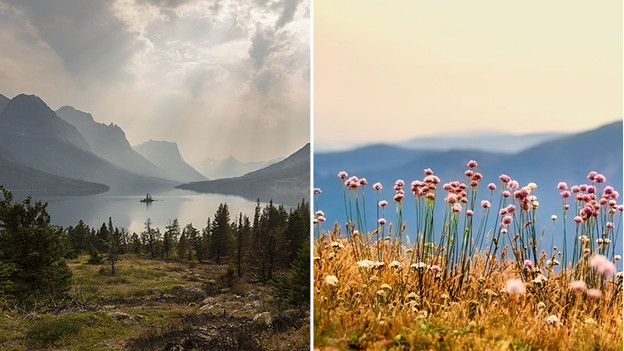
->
314 1 622 150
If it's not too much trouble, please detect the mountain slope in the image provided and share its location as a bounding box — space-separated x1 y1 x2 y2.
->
0 94 174 193
193 155 277 180
56 106 176 182
0 94 91 151
0 94 9 113
398 132 566 153
133 140 207 183
177 143 310 206
0 156 109 195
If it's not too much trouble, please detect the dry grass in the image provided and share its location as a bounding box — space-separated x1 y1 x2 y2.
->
314 232 623 350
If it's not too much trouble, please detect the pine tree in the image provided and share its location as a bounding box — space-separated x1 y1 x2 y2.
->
209 203 231 264
0 186 72 304
184 223 203 263
105 218 124 275
163 219 180 259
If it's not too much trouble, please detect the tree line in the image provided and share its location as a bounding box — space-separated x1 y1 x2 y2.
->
0 185 310 308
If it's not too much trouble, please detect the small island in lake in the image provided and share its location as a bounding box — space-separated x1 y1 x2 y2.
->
139 193 155 203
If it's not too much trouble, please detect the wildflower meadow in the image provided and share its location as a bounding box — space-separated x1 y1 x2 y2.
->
313 162 623 350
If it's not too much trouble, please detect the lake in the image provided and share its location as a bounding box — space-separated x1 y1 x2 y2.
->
29 189 266 234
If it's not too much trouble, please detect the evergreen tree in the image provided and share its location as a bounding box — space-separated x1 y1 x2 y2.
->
142 218 157 257
184 223 203 263
209 203 231 264
163 219 180 259
287 237 310 306
0 186 72 303
105 218 124 275
177 229 189 261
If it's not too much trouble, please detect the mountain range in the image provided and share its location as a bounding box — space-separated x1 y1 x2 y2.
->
178 143 310 206
0 93 308 202
191 155 279 180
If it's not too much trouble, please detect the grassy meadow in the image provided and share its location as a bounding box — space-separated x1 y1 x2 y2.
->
313 163 623 350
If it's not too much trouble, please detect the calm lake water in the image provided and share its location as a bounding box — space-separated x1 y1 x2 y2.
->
31 189 264 234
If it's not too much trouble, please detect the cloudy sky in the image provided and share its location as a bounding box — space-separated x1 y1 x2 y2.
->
315 1 622 151
0 0 309 163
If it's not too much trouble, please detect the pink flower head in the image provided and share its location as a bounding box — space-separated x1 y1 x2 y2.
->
313 188 322 195
424 168 434 176
338 171 348 180
587 171 597 181
505 204 516 214
560 191 571 199
619 205 624 212
481 200 491 208
466 210 474 217
445 194 458 204
571 185 580 193
358 178 368 186
587 185 596 194
589 254 616 276
488 183 496 191
502 190 511 198
523 259 534 269
587 288 602 299
579 184 588 192
508 180 519 190
452 203 462 213
395 179 405 187
467 160 478 168
465 170 474 178
379 200 388 207
505 278 526 295
394 193 404 202
594 174 606 183
372 182 382 191
573 216 583 224
499 174 511 183
316 210 325 217
499 208 507 216
470 180 478 187
472 172 483 181
378 218 386 225
426 192 436 200
569 280 587 293
502 215 513 227
430 265 441 274
603 186 614 197
557 182 568 191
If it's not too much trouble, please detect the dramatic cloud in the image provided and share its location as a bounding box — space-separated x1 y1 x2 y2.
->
0 0 310 163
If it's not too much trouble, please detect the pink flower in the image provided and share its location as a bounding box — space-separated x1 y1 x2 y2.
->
499 174 511 183
338 171 348 180
472 173 483 181
505 205 516 214
619 205 624 212
359 178 368 186
481 200 491 208
394 193 404 202
313 188 322 195
594 174 606 183
571 185 580 193
499 209 507 216
502 191 511 198
505 278 526 295
557 182 568 191
426 193 436 200
569 280 587 292
465 170 474 177
470 180 478 187
523 259 533 269
587 186 596 194
587 288 602 299
452 203 462 213
508 180 519 190
488 183 496 191
379 200 388 207
587 171 597 181
424 168 433 176
560 191 571 199
502 215 513 227
373 182 383 191
445 194 458 204
466 210 474 217
589 254 616 276
378 218 386 225
395 179 405 187
430 265 441 274
574 216 583 224
467 160 478 168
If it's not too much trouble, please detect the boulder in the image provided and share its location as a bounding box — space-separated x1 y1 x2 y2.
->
171 284 206 302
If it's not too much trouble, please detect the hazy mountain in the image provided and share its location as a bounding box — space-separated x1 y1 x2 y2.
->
178 143 310 207
133 140 207 183
56 106 177 182
398 131 567 153
314 122 622 249
0 94 9 113
0 156 109 196
0 94 174 194
0 94 91 151
192 155 279 179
